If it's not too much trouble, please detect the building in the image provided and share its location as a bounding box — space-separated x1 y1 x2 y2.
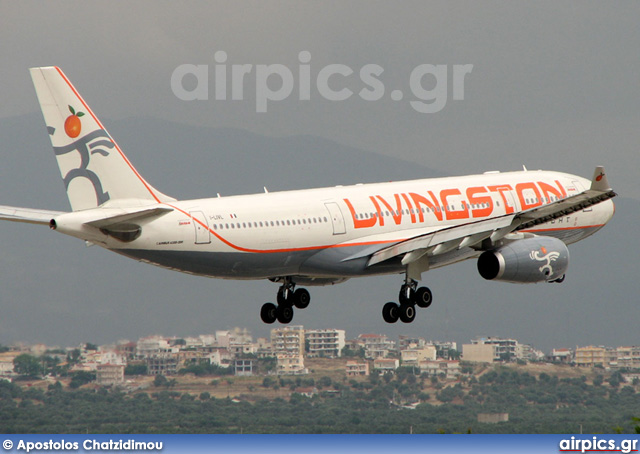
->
419 360 460 379
346 362 369 377
401 345 437 365
575 346 606 368
572 345 640 370
398 336 427 350
462 343 495 363
478 413 509 423
271 326 305 356
146 355 179 376
615 346 640 369
276 354 307 375
208 349 233 368
470 337 518 361
305 329 346 358
234 359 254 376
550 348 573 364
373 358 399 374
293 387 318 398
358 334 396 359
96 364 124 386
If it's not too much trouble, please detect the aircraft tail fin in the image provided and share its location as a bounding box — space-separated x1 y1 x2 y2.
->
29 66 175 211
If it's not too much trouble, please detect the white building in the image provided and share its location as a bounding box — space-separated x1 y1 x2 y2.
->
96 364 125 386
272 326 305 356
346 362 369 377
401 345 437 365
471 337 518 360
373 358 399 373
305 329 346 358
359 334 396 359
276 354 308 375
419 360 461 379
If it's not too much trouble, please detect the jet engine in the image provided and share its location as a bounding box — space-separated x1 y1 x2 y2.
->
477 236 569 283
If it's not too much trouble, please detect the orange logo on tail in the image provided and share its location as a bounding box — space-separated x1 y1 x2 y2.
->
64 105 85 138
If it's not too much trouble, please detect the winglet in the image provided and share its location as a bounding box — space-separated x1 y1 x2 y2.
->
590 166 611 192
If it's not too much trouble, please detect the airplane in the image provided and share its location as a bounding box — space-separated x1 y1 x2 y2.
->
0 67 616 325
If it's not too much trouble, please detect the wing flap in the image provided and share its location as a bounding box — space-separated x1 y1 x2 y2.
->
367 215 516 266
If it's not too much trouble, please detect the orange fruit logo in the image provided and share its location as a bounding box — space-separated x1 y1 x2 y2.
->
64 105 85 138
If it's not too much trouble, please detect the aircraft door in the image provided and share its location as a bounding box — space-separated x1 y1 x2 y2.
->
325 202 346 235
190 211 211 244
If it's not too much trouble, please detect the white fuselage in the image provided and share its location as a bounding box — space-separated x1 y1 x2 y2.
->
76 169 614 284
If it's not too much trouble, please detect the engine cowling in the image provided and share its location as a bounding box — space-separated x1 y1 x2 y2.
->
477 236 569 283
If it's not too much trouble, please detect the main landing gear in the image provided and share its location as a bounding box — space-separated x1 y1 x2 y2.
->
382 278 432 324
260 278 310 324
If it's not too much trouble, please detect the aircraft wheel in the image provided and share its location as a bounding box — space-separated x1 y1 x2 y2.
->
293 288 310 309
260 303 277 324
382 302 400 324
399 285 415 305
277 288 293 307
415 287 433 308
399 303 416 323
276 305 294 324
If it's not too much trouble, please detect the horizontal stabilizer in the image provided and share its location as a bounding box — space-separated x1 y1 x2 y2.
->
0 205 64 225
84 206 173 229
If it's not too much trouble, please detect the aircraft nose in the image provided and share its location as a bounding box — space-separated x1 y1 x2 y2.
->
601 199 615 225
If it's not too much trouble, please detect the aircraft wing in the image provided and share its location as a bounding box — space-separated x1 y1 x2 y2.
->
0 205 65 226
358 166 615 278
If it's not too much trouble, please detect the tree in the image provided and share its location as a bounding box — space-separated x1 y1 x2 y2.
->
608 371 623 388
124 364 148 376
13 354 42 377
318 376 332 389
67 349 81 365
68 371 95 389
153 375 168 387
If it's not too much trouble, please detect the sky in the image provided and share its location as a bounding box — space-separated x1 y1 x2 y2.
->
0 1 638 352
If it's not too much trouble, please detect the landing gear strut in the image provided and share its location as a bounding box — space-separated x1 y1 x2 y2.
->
260 278 311 324
382 277 432 324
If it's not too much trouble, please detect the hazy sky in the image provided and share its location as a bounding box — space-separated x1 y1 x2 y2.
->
0 2 638 351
